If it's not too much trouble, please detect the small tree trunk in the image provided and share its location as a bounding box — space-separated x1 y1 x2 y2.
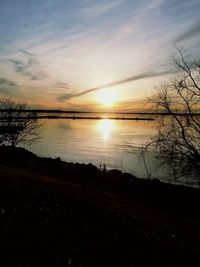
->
11 139 15 148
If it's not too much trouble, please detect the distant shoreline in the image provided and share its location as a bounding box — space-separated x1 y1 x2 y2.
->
31 116 155 121
0 115 155 121
0 109 199 116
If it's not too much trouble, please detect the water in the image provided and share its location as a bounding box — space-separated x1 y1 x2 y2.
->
28 114 168 181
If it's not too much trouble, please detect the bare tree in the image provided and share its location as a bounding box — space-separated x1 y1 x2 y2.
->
146 49 200 183
0 98 40 147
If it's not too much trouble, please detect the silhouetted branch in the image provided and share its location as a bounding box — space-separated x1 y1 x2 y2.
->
146 49 200 182
0 98 40 147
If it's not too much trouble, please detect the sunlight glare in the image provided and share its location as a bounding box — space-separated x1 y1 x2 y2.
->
98 119 115 140
96 88 119 107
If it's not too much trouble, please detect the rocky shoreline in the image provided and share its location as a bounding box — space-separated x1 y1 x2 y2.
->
0 146 200 266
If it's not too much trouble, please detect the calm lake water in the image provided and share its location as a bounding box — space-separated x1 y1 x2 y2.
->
29 113 169 181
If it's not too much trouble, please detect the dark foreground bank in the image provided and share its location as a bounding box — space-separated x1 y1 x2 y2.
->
0 146 200 266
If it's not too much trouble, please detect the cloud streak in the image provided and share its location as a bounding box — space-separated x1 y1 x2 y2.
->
9 50 47 81
81 0 126 19
175 20 200 43
0 77 18 87
57 69 169 102
0 0 199 108
0 77 18 96
55 81 70 90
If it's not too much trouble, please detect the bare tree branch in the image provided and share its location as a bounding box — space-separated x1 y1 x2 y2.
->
146 49 200 183
0 98 40 147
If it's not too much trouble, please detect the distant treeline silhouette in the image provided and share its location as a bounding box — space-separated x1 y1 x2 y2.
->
0 109 199 116
0 115 155 121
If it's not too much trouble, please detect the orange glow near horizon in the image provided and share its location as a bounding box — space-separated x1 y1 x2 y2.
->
96 88 119 107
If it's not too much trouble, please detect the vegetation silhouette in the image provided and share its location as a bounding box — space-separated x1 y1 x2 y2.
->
0 98 40 147
0 146 200 266
145 49 200 183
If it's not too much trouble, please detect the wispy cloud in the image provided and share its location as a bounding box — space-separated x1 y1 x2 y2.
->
81 0 126 19
175 20 200 43
0 77 18 96
18 49 34 57
55 81 70 90
0 0 199 108
9 50 47 81
0 77 17 87
57 69 169 102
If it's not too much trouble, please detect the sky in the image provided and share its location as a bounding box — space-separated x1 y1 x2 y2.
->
0 0 200 111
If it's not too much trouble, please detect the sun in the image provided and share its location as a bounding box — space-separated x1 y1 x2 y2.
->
96 88 119 107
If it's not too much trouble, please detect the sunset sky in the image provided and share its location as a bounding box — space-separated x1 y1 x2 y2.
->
0 0 200 111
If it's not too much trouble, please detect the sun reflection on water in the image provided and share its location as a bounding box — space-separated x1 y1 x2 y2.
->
98 119 115 140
